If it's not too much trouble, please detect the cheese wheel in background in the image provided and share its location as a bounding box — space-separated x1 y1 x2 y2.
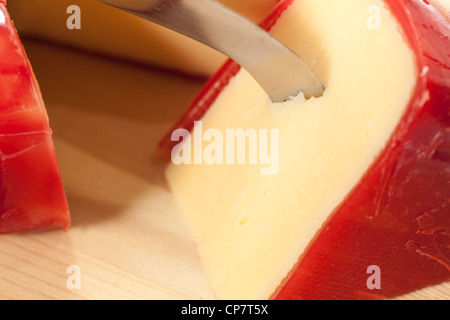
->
6 0 278 76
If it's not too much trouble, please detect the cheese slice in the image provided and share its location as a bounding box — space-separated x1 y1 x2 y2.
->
7 0 277 76
166 0 417 299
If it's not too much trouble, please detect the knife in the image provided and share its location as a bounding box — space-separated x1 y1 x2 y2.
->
97 0 324 102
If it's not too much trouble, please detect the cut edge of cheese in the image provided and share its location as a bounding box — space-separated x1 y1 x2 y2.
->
166 0 418 299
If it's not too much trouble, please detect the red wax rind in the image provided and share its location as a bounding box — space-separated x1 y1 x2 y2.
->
0 3 70 234
158 0 450 299
275 0 450 300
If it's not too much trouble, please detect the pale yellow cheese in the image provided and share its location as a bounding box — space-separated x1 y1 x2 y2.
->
7 0 277 75
166 0 417 299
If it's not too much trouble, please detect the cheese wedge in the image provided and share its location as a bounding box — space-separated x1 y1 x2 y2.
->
165 0 450 299
7 0 277 76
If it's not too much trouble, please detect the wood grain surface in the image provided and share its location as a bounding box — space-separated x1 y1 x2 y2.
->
0 39 448 300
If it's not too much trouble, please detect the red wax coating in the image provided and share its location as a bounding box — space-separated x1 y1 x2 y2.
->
157 0 450 299
275 0 450 300
0 3 70 234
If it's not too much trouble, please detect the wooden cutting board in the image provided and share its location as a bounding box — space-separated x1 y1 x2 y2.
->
0 39 448 300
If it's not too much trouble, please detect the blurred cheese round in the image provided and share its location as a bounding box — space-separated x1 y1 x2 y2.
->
6 0 277 76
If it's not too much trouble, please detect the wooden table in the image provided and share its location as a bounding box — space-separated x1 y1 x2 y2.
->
0 39 448 300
